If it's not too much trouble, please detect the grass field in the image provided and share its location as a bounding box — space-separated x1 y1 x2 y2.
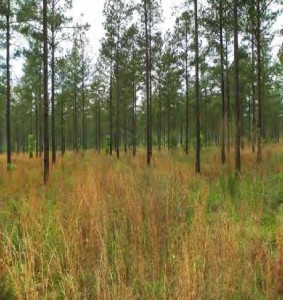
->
0 145 283 299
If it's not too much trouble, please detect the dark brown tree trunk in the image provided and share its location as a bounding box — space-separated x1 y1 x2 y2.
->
116 29 120 159
6 0 12 170
194 0 200 173
81 37 86 153
51 0 56 164
39 68 43 157
124 93 127 153
158 78 162 152
185 24 189 155
109 68 113 155
234 0 241 174
256 0 262 163
149 5 153 159
0 115 2 154
132 72 137 157
98 100 101 153
43 0 49 184
251 31 256 153
144 0 151 166
61 89 65 156
220 0 226 165
74 87 78 153
35 94 39 157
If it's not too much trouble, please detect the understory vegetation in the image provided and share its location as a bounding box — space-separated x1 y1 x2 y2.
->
0 146 282 299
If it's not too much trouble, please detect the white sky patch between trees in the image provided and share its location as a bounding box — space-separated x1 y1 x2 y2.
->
11 0 282 81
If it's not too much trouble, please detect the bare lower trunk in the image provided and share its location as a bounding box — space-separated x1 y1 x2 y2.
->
43 0 49 184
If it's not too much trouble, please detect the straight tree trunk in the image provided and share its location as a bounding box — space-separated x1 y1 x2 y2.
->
43 0 49 184
109 66 113 155
149 5 153 158
124 92 127 153
256 0 262 163
234 0 241 174
81 37 86 152
220 0 226 164
51 0 56 164
132 72 137 156
39 68 43 156
74 87 78 153
251 31 256 153
225 31 231 154
35 94 39 157
6 0 12 169
194 0 201 173
61 88 65 156
185 24 189 155
116 28 120 159
0 114 2 154
144 0 151 166
158 77 162 152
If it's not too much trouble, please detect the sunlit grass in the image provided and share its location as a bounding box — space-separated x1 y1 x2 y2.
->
0 145 282 299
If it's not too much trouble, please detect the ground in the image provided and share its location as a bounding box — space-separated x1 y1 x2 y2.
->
0 145 282 299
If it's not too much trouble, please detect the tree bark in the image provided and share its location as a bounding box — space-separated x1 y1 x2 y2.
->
144 0 151 166
51 0 56 164
185 23 189 155
109 64 113 155
220 0 226 165
43 0 49 184
116 27 120 159
194 0 201 173
132 71 137 156
6 0 12 169
234 0 241 174
256 0 262 163
61 88 65 156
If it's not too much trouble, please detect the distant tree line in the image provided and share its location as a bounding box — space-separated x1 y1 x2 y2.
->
0 0 282 183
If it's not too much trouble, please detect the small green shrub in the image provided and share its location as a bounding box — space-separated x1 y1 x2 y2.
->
28 135 35 159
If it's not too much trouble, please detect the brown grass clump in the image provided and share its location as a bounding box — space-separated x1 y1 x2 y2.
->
0 145 282 299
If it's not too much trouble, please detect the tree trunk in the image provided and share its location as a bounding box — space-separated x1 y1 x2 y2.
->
234 0 241 174
110 66 113 155
6 0 12 170
51 0 56 164
220 0 226 164
225 31 231 154
132 72 137 157
144 0 151 166
158 77 162 152
43 0 49 184
185 24 189 155
251 31 256 153
61 89 65 156
74 87 78 153
81 37 86 153
256 0 262 163
116 28 120 159
194 0 201 173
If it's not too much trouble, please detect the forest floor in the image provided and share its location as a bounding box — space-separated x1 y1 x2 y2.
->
0 145 283 299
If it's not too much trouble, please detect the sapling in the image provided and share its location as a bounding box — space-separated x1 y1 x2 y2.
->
105 135 110 154
28 135 35 159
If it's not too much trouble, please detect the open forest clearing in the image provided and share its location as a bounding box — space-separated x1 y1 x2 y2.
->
0 146 282 299
0 0 282 298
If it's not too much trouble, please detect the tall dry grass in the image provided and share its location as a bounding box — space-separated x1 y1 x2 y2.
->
0 145 282 299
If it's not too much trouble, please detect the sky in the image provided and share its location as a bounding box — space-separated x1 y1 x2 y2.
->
70 0 282 63
12 0 283 80
70 0 179 59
